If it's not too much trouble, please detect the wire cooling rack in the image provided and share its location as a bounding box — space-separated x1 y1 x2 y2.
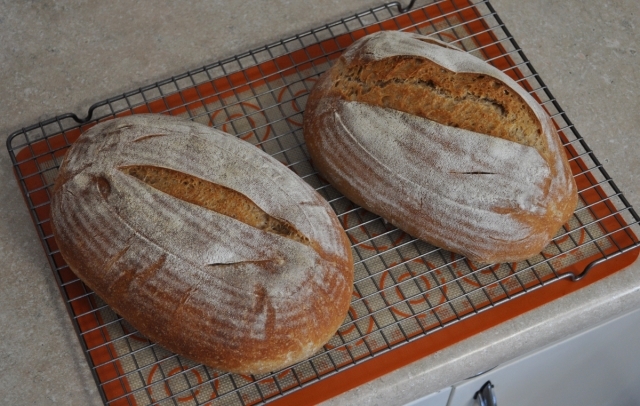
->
6 0 640 405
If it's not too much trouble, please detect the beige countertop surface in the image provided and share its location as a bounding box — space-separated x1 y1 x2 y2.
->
1 1 638 405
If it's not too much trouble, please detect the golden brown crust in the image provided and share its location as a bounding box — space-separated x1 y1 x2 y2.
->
51 114 354 374
331 55 548 156
121 165 311 245
303 31 577 263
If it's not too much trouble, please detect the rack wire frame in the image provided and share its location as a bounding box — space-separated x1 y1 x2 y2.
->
6 0 640 405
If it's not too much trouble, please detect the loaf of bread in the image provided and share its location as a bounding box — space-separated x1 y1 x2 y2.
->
303 31 578 264
50 114 353 374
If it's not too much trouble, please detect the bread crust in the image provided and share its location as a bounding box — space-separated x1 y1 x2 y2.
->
303 31 577 263
51 114 353 374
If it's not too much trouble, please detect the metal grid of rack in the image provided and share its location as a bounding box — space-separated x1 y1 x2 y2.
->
6 0 640 405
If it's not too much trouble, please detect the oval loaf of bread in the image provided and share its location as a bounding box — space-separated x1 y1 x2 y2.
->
51 114 353 374
303 30 578 264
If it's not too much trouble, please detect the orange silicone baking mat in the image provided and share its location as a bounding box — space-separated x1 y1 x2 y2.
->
7 0 640 405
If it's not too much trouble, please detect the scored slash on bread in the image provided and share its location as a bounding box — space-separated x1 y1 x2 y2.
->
121 165 311 245
50 114 354 375
303 30 578 263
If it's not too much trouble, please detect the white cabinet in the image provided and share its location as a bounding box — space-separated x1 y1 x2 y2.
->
407 307 640 406
404 387 452 406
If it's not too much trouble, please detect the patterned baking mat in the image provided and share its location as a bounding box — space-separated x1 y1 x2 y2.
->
7 0 640 405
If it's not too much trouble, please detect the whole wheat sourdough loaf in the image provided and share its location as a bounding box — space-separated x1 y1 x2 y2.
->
50 114 353 374
303 30 578 263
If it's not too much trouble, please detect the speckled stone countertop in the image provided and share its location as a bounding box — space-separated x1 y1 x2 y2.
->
0 1 638 405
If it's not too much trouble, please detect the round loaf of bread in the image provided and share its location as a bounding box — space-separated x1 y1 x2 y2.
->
303 30 578 264
51 114 353 374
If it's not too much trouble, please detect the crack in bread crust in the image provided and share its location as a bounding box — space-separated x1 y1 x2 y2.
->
120 165 311 246
332 55 549 160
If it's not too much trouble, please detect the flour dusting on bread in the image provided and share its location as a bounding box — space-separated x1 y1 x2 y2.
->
51 114 354 374
303 30 578 263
